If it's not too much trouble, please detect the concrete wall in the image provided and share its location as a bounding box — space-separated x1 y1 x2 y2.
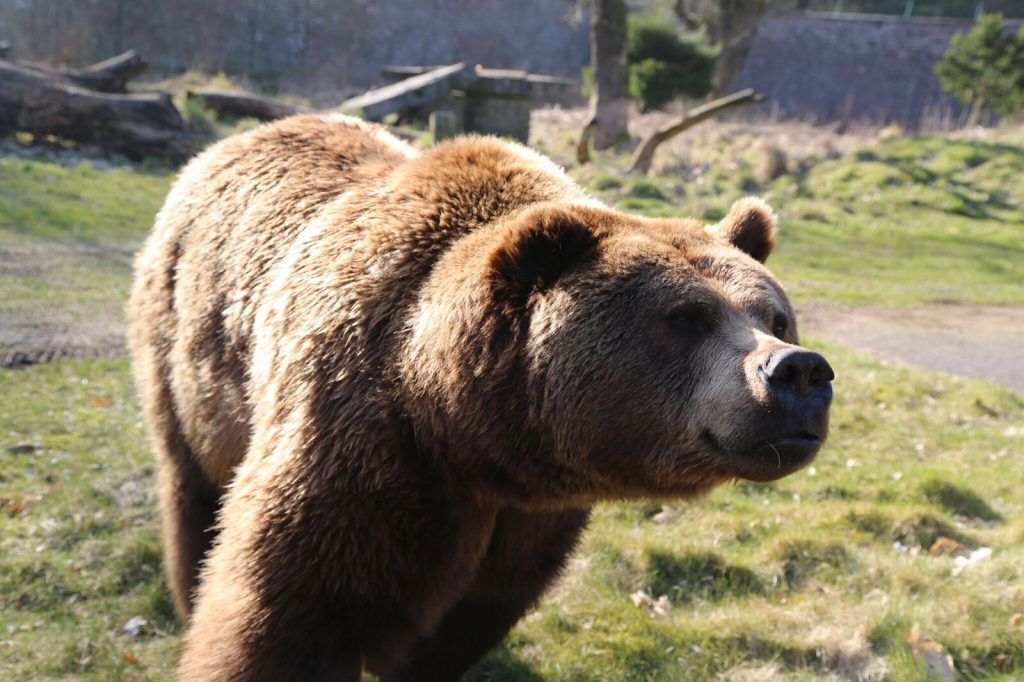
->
731 13 1023 128
0 0 589 100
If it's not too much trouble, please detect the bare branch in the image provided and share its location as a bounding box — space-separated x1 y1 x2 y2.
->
627 88 764 174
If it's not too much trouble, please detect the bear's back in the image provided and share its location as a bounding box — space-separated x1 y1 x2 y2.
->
142 113 413 360
130 113 590 486
128 114 415 484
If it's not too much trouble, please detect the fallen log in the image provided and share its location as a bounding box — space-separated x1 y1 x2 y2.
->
627 89 765 174
0 59 187 159
18 50 147 93
187 90 308 121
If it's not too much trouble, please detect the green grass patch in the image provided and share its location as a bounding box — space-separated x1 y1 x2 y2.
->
772 137 1024 305
2 128 1023 679
1 344 1020 679
0 158 170 244
575 135 1024 306
0 358 179 680
0 158 171 324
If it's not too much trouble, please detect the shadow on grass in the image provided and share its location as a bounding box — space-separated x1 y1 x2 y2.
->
848 509 979 549
464 643 545 682
645 550 762 603
772 539 851 588
921 479 1003 523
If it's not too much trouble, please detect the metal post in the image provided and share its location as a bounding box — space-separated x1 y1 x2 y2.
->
903 0 915 18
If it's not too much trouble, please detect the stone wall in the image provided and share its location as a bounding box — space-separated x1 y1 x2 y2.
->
0 0 589 101
730 13 1023 128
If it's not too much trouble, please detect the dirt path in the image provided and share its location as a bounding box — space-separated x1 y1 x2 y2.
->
0 310 126 367
798 303 1024 394
0 240 132 368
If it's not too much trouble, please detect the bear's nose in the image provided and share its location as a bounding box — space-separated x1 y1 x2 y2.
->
760 348 834 400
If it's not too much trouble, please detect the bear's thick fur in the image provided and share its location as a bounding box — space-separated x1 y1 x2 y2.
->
128 113 832 680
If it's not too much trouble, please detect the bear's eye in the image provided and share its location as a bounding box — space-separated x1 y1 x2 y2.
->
771 313 789 339
666 304 713 339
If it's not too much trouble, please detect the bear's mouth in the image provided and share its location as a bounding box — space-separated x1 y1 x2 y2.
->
705 429 823 482
744 432 822 481
767 433 821 460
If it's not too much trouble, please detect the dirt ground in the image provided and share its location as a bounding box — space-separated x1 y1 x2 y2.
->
798 302 1024 394
0 240 131 368
0 310 126 368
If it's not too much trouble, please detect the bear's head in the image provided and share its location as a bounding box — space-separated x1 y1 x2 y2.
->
403 198 833 505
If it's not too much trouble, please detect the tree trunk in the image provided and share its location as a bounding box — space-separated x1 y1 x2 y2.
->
711 1 765 92
967 95 986 127
628 89 764 174
586 0 629 151
187 90 308 121
18 50 148 93
675 0 774 93
0 59 187 160
714 34 756 94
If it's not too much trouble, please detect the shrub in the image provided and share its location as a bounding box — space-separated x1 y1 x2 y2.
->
935 13 1024 121
626 177 667 200
626 16 717 111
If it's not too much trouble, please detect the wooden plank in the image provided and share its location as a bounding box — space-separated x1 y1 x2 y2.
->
341 62 468 120
381 64 576 100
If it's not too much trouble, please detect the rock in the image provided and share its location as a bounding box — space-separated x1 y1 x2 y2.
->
951 547 992 577
906 625 957 681
630 590 670 617
650 505 678 524
120 616 148 638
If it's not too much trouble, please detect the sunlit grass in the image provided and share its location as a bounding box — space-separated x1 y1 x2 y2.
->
1 124 1022 679
574 135 1024 306
1 346 1020 679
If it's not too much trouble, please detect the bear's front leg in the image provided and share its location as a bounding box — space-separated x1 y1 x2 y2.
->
177 485 364 682
374 507 590 681
178 413 497 681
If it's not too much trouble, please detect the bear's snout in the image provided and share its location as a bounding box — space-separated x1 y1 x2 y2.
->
759 347 834 403
755 346 833 461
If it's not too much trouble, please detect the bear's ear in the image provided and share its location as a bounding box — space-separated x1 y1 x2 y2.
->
707 197 777 263
488 209 600 303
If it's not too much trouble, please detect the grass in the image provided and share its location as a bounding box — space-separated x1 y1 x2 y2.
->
773 138 1024 305
0 358 178 680
2 346 1021 680
573 134 1024 306
0 158 170 321
0 157 169 244
1 124 1022 679
483 342 1024 680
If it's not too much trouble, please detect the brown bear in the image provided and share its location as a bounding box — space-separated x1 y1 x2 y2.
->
127 113 832 680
